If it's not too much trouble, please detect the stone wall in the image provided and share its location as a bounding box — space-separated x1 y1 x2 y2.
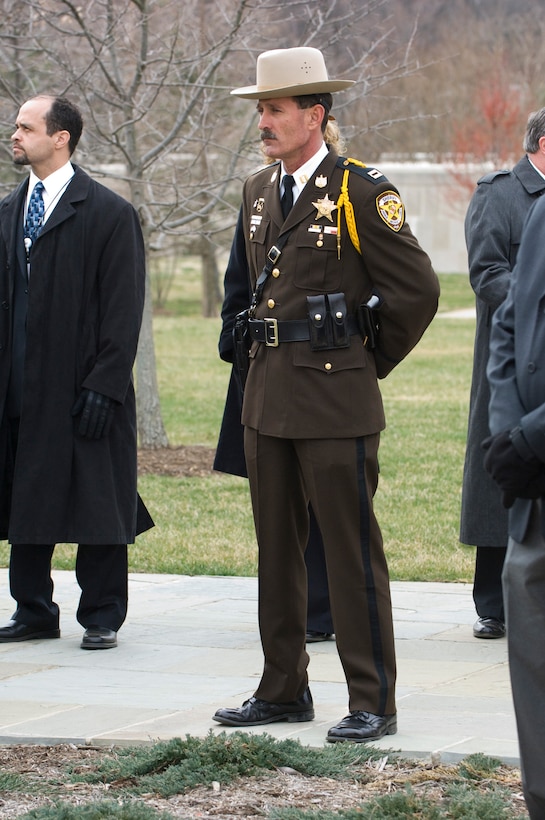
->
377 161 491 274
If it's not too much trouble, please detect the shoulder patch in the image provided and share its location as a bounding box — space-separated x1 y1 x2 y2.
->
477 169 511 185
336 156 388 185
376 191 405 232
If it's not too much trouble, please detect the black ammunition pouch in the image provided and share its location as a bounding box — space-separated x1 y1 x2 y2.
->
233 309 251 391
307 293 351 351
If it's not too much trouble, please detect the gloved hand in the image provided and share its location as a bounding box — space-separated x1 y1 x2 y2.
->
72 389 116 440
482 430 545 508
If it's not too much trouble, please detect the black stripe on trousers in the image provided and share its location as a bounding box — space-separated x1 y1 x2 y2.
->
356 436 389 715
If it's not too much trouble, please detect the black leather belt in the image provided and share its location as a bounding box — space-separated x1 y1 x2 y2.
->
248 316 361 347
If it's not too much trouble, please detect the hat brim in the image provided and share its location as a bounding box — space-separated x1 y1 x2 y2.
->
231 79 355 99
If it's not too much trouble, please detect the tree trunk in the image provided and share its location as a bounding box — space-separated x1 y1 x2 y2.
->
201 233 222 318
136 272 169 449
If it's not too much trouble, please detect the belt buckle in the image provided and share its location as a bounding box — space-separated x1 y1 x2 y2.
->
264 317 279 347
267 245 281 264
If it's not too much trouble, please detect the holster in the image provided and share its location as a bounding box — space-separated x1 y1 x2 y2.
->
356 302 380 350
233 309 251 391
307 293 351 351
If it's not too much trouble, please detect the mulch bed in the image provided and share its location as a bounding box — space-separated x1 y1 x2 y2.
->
138 445 216 478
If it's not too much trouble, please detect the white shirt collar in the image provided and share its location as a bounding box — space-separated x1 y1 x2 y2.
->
528 156 545 182
281 143 329 201
26 162 75 223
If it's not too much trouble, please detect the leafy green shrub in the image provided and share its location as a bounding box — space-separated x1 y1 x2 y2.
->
446 782 514 818
0 771 28 792
20 800 173 819
458 753 503 780
75 732 383 797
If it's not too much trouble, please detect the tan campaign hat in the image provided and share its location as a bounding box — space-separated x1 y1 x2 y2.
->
231 46 355 99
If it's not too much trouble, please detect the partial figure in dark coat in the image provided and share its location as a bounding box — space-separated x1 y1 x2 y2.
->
460 107 545 639
214 209 334 642
0 95 153 650
484 192 545 820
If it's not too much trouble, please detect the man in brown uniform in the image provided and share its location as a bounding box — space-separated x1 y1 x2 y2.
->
213 47 439 742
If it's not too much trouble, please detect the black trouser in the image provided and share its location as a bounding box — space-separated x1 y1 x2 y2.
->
473 545 506 621
9 543 128 631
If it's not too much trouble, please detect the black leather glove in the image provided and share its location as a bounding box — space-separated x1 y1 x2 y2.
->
72 389 116 440
482 430 545 508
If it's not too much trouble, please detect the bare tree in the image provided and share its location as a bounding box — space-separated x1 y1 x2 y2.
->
0 0 436 447
0 0 254 446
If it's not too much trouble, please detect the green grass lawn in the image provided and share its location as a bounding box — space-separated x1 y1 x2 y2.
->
0 270 478 582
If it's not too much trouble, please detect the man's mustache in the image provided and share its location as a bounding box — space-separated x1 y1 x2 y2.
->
260 130 277 141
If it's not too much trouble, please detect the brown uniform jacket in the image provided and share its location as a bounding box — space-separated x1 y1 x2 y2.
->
241 149 439 439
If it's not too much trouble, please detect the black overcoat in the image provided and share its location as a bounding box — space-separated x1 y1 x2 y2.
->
0 165 153 544
460 156 545 546
213 208 249 478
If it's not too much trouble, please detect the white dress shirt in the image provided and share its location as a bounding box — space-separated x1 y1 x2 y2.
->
280 142 330 203
25 161 75 227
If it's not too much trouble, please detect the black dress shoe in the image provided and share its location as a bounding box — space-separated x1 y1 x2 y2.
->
306 631 334 643
213 687 314 726
473 617 505 639
327 711 397 743
81 626 117 650
0 620 60 643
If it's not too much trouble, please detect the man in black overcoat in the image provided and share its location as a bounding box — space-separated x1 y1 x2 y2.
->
460 107 545 638
0 95 153 649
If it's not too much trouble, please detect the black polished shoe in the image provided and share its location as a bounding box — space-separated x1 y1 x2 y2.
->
213 687 314 726
306 631 334 643
327 711 397 743
81 626 117 650
0 620 60 643
473 617 505 639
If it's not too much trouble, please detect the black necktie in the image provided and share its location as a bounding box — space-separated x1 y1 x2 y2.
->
281 174 295 220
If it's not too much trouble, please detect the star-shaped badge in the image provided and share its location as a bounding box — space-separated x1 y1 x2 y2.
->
312 193 337 222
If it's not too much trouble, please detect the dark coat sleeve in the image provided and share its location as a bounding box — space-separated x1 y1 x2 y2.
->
465 170 519 311
214 208 252 477
466 157 545 310
350 175 439 379
80 197 145 404
487 196 545 543
488 195 545 451
218 208 251 362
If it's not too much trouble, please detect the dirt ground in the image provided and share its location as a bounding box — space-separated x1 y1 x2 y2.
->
137 444 217 478
0 743 528 819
